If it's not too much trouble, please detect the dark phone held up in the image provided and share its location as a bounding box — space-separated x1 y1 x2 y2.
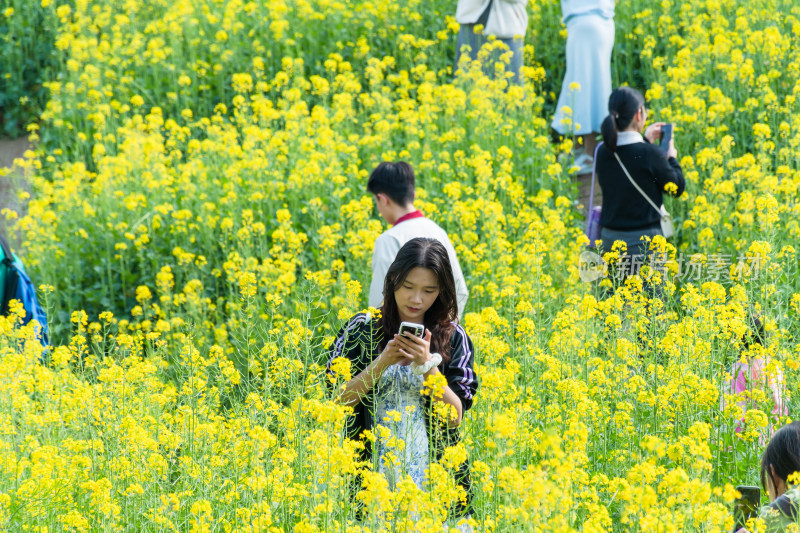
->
733 485 760 531
659 123 673 153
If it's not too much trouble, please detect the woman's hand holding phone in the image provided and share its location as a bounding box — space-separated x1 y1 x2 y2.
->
394 328 433 366
667 137 678 159
378 337 414 367
644 122 678 158
644 122 665 144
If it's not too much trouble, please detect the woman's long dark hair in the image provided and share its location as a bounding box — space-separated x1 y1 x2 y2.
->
761 421 800 492
742 313 765 350
379 238 458 363
601 86 646 152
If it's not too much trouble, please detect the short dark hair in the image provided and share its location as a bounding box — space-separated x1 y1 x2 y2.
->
367 161 415 206
761 421 800 492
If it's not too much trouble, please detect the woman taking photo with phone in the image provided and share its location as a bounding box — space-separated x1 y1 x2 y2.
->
596 86 685 267
327 237 478 523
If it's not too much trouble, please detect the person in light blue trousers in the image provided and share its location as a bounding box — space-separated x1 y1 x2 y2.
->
552 0 615 173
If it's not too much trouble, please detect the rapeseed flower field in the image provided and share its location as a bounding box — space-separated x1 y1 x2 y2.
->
2 0 800 530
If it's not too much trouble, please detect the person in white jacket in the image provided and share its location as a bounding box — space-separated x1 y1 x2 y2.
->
367 162 468 319
455 0 528 84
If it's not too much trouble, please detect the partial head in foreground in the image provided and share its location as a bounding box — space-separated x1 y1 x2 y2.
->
761 421 800 500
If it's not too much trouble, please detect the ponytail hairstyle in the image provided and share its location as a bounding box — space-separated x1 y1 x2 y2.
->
601 87 646 152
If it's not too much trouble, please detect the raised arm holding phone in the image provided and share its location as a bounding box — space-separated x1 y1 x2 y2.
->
595 86 684 264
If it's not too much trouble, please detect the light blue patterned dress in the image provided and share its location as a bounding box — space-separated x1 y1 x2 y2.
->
372 364 474 533
373 363 430 489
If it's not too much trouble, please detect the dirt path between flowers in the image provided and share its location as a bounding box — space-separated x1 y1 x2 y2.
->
0 136 31 239
576 170 602 217
0 136 31 194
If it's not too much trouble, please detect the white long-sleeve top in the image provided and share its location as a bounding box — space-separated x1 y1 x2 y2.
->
369 216 468 318
561 0 614 22
456 0 529 39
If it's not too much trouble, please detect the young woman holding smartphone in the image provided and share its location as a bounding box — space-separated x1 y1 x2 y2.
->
596 86 685 265
328 237 478 522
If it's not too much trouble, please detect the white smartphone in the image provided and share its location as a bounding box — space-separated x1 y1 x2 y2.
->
398 321 425 338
